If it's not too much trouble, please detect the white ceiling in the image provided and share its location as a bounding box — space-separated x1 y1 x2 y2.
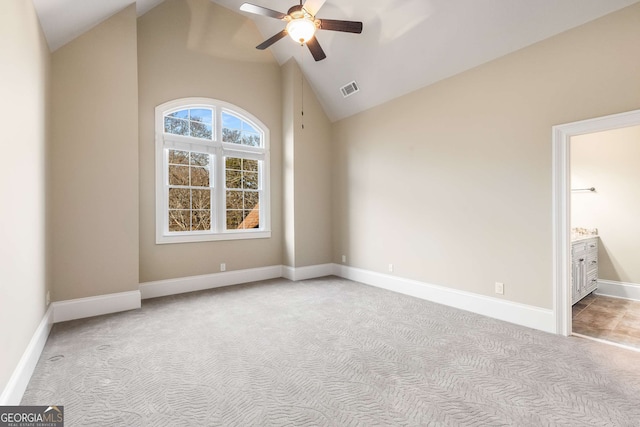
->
33 0 639 121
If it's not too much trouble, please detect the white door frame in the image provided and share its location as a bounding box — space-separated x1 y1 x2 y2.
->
552 108 640 336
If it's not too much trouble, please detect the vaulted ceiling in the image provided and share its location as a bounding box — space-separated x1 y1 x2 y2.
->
32 0 639 121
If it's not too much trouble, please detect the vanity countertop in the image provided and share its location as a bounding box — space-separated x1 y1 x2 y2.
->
571 227 598 242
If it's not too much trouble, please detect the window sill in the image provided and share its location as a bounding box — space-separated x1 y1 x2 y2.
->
156 230 271 245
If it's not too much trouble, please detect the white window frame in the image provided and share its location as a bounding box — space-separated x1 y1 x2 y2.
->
155 97 271 244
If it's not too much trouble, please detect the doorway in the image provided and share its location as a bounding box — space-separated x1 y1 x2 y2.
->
569 125 640 349
552 108 640 339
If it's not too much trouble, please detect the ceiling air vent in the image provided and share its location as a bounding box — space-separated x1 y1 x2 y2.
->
340 81 360 98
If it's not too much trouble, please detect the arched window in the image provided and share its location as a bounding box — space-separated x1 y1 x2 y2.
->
155 98 270 243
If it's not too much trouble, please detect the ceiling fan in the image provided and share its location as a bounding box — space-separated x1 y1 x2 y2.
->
240 0 363 61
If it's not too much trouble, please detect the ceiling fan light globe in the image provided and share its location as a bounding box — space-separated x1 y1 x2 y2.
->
286 18 316 44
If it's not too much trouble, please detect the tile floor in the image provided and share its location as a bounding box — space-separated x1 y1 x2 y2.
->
573 293 640 349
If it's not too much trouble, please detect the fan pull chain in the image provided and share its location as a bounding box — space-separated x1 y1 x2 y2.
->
300 44 305 130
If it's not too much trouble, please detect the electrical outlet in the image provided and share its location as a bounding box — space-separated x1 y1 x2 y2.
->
220 263 226 272
342 255 346 263
495 282 504 295
388 264 394 272
46 290 50 306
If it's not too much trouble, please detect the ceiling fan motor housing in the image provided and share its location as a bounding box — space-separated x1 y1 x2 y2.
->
287 4 306 18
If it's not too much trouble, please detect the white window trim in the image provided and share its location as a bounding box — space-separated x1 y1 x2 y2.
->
155 97 271 244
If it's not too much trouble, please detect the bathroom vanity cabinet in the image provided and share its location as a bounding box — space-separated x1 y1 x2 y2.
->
571 236 598 305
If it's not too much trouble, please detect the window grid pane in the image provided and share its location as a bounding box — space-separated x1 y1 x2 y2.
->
222 111 262 147
167 149 213 233
165 108 213 140
225 157 260 230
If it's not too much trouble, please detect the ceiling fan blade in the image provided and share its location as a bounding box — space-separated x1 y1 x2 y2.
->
256 30 288 50
240 3 287 20
306 37 327 61
303 0 326 16
318 19 363 34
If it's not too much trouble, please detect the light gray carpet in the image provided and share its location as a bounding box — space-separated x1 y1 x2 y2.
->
22 277 640 426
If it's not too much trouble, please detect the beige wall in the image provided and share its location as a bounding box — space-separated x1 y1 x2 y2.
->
282 61 296 267
50 5 139 300
138 0 283 282
332 3 640 309
0 0 50 396
572 125 640 284
282 60 333 268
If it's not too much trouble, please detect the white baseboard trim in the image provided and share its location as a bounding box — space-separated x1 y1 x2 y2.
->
596 279 640 301
140 265 283 300
52 290 141 323
333 264 556 334
0 306 54 405
282 263 334 281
